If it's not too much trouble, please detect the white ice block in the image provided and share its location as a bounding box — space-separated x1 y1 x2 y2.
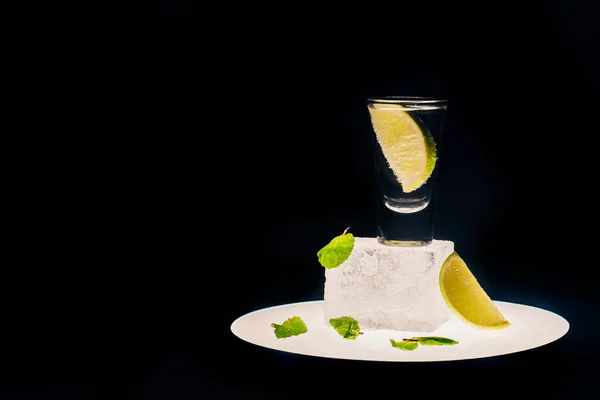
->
324 238 454 332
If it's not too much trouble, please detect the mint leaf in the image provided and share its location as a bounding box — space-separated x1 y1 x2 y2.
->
411 336 458 346
390 339 418 351
317 227 355 269
271 316 308 339
329 316 361 340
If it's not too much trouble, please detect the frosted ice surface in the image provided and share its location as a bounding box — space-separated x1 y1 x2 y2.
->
324 238 454 332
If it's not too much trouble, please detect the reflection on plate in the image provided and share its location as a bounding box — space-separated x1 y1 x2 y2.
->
231 300 569 362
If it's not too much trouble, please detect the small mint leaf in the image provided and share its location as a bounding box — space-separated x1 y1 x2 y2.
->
317 227 355 269
271 316 308 339
390 339 418 351
411 336 458 346
329 316 361 340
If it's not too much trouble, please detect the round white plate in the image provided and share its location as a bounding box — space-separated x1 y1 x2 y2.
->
231 300 569 362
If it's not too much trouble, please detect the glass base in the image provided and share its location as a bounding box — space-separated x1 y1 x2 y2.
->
377 237 432 247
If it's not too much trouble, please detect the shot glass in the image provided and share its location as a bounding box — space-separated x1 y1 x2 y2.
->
366 96 448 246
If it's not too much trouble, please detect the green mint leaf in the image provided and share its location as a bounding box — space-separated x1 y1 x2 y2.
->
390 339 418 351
317 227 355 269
270 316 308 339
410 336 458 346
329 316 361 340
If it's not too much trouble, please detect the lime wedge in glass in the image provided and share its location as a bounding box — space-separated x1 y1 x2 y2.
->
368 105 437 193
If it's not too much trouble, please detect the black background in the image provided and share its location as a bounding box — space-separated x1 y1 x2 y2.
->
4 0 600 398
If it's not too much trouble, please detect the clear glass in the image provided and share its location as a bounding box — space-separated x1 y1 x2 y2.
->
366 96 448 246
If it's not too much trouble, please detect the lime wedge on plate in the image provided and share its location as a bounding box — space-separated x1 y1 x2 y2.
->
439 252 510 330
368 104 437 192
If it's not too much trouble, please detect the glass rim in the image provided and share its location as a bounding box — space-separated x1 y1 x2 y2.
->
367 95 448 105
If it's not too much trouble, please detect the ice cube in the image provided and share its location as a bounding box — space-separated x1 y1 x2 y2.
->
324 238 454 332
